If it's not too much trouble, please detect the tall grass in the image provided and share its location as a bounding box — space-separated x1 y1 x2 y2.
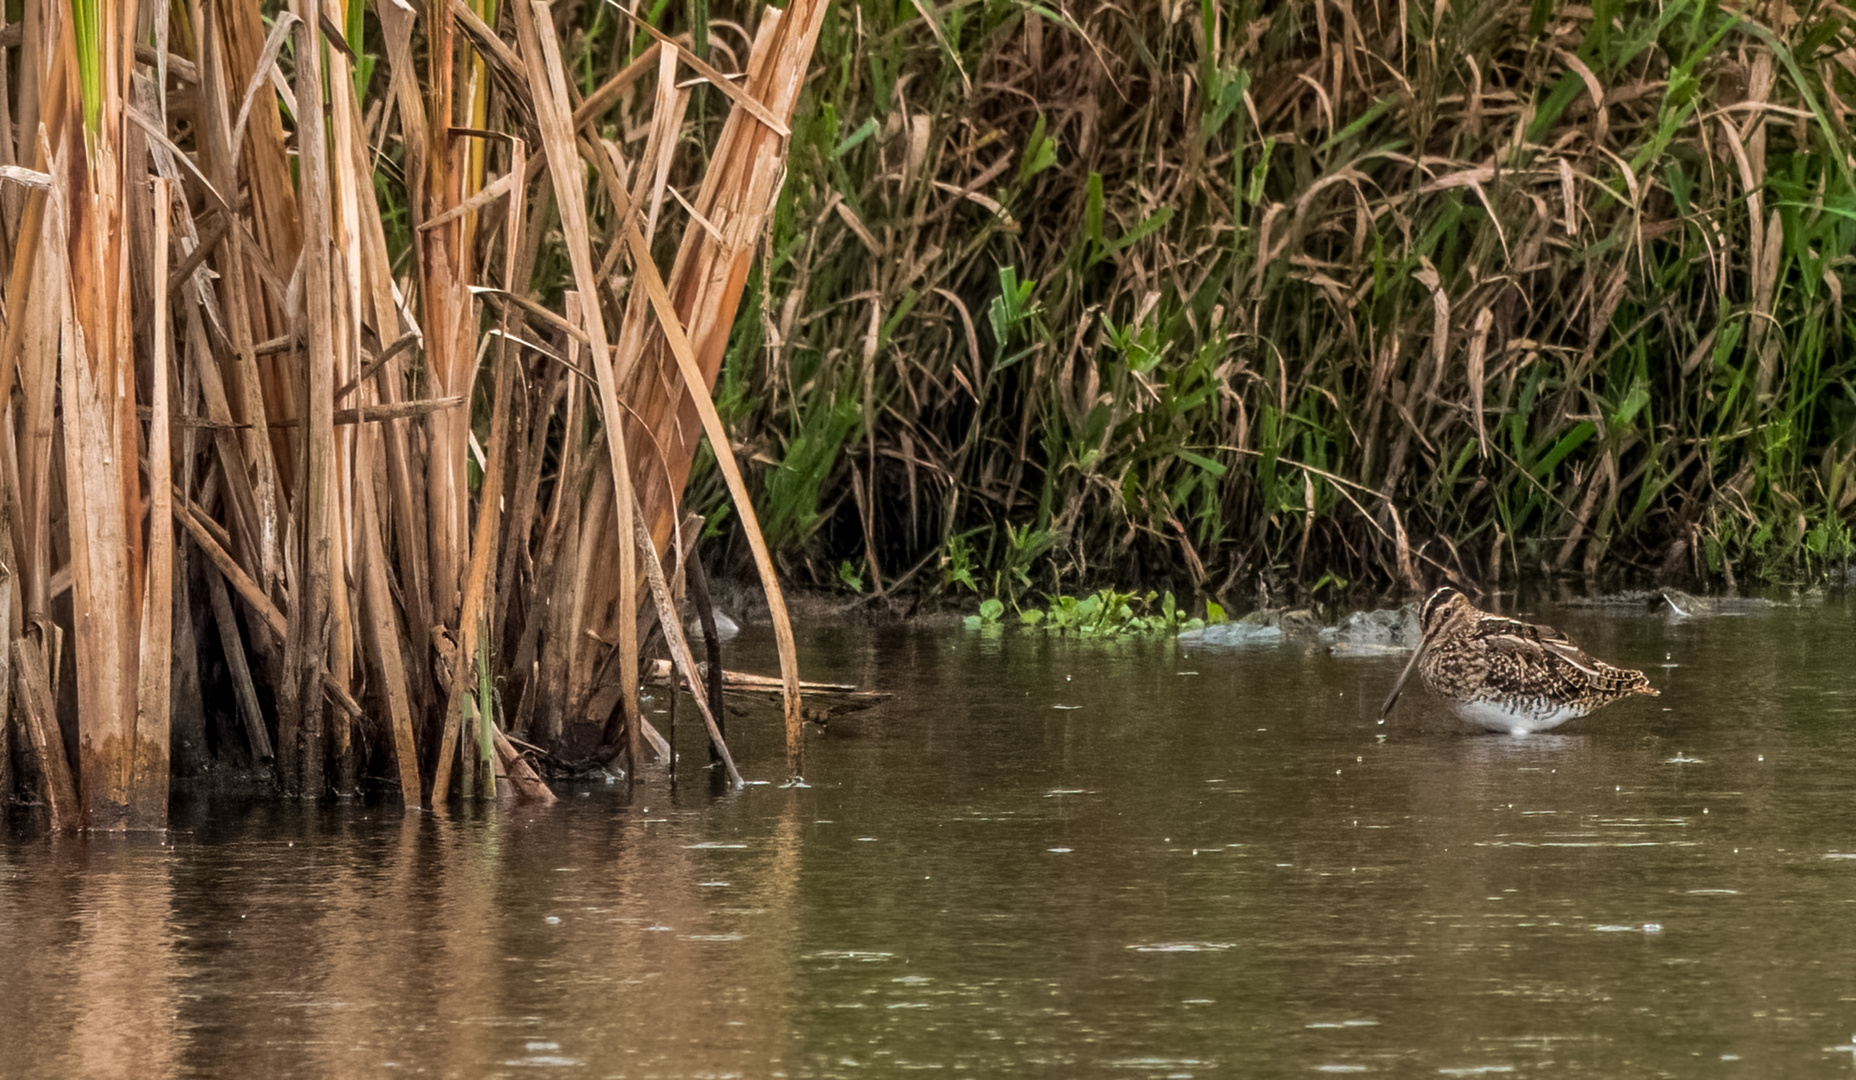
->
699 0 1856 601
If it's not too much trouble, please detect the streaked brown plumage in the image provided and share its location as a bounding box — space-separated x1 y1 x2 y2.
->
1379 587 1658 734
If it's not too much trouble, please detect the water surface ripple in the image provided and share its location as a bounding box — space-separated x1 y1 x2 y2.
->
4 594 1856 1078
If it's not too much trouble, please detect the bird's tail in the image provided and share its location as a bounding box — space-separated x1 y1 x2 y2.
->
1599 663 1659 697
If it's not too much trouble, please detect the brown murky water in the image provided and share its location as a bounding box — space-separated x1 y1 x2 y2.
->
4 593 1856 1078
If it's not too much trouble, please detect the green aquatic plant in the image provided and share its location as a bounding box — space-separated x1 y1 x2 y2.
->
967 590 1210 638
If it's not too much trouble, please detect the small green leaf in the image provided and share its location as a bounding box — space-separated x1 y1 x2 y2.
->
1178 450 1228 477
834 117 880 159
1018 112 1059 182
1806 521 1829 555
1246 137 1275 205
1312 571 1349 594
1610 378 1651 428
1103 207 1176 257
1530 421 1597 479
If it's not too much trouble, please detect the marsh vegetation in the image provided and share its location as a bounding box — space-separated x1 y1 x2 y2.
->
705 0 1856 605
1 0 1852 824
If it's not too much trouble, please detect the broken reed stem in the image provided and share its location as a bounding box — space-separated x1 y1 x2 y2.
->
623 216 806 778
682 519 728 762
431 318 519 804
13 637 76 828
203 567 272 764
477 619 496 798
359 461 421 800
492 725 556 802
130 177 175 828
630 488 742 787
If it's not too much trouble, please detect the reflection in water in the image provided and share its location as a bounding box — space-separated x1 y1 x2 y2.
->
74 839 179 1079
2 594 1855 1077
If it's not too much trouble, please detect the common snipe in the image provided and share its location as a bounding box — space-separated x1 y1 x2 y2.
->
1379 587 1658 734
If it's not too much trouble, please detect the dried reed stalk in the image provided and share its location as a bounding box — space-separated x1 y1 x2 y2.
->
600 0 828 778
131 178 175 825
57 0 160 829
0 0 830 819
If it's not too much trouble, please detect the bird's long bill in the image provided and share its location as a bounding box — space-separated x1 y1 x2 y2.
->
1379 635 1430 720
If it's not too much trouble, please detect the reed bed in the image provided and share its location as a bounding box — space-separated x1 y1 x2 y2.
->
4 0 1853 827
708 0 1856 605
0 0 823 827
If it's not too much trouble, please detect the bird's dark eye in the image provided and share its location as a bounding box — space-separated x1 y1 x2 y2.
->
1421 587 1458 630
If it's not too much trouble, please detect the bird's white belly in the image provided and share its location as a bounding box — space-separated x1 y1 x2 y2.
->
1454 699 1585 735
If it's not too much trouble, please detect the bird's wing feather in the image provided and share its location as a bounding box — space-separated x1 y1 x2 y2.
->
1467 615 1571 647
1538 637 1605 678
1467 616 1608 676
